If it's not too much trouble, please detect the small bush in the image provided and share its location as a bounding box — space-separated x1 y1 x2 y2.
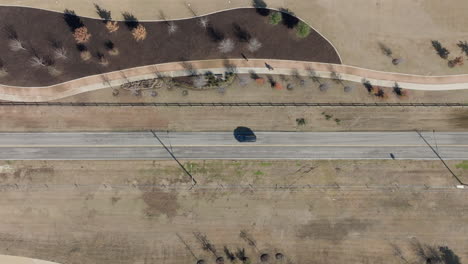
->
448 56 463 68
105 21 119 33
296 118 306 126
80 50 92 61
218 38 235 53
167 22 178 34
132 24 147 41
295 21 311 38
268 11 282 25
73 26 91 43
199 17 209 29
247 38 262 52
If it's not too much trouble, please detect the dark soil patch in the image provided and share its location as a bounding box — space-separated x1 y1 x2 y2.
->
141 189 179 218
0 7 340 87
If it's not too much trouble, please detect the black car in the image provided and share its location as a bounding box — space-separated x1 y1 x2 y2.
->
234 127 256 142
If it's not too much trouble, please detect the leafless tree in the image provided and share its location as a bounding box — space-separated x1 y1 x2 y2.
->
199 17 209 29
30 55 46 67
53 47 68 60
167 21 178 34
218 38 235 53
247 38 262 52
8 39 26 52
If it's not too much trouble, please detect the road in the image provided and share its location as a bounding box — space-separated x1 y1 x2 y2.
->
0 132 466 160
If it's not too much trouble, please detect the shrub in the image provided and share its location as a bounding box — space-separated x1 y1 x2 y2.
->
132 24 147 41
96 52 109 66
105 21 119 33
296 118 306 126
218 38 235 53
269 11 282 25
73 26 91 43
105 40 119 56
167 22 178 34
448 56 463 68
80 50 92 61
199 17 209 29
295 21 311 38
247 38 262 52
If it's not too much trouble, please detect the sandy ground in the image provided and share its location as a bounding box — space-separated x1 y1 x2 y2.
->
0 160 466 264
0 105 467 132
1 0 468 75
56 74 468 104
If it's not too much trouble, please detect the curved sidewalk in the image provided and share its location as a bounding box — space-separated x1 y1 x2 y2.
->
3 59 468 102
0 255 60 264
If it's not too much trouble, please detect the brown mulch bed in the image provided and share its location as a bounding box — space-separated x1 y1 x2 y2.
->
0 7 341 87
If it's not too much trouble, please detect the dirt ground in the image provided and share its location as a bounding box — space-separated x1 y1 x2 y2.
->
0 7 338 86
0 159 466 264
0 105 467 132
57 74 468 104
2 0 468 75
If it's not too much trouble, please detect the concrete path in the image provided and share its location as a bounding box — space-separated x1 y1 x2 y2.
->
4 59 468 102
0 255 60 264
0 131 467 160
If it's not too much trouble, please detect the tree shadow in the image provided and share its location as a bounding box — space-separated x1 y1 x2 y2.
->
279 8 299 28
206 26 224 42
94 3 112 22
105 40 115 50
180 59 197 76
3 24 18 39
232 23 251 42
63 9 84 32
122 12 139 29
266 75 276 87
252 0 270 16
76 44 88 52
249 70 259 80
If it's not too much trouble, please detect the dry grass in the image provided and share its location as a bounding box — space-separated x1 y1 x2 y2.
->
0 160 465 264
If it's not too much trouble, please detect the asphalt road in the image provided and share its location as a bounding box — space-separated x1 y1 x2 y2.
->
0 132 467 160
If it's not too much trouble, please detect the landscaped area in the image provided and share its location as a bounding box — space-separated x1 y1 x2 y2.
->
0 6 340 87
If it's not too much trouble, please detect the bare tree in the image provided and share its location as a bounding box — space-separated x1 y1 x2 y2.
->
53 47 68 60
199 17 209 29
30 55 46 67
247 38 262 52
218 38 235 53
167 21 178 34
8 39 26 52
